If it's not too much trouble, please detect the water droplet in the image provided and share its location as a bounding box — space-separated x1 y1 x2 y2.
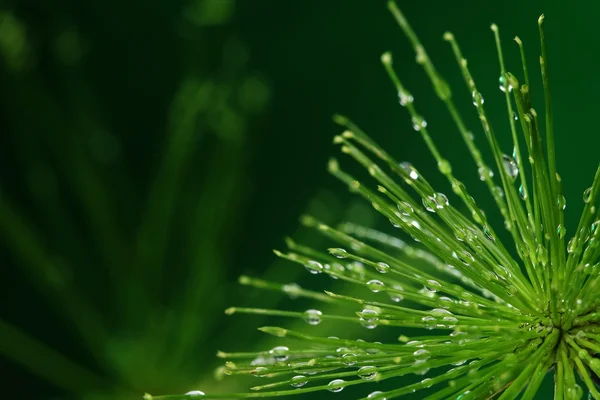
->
374 262 390 274
557 224 566 239
415 45 426 64
501 155 519 180
389 218 401 228
512 111 518 120
252 366 269 375
185 391 205 397
411 116 427 131
567 238 577 254
389 286 405 303
591 220 599 233
269 346 289 362
518 185 527 200
498 75 512 93
434 192 449 208
557 195 566 210
303 309 322 326
443 316 458 328
430 308 453 317
413 349 430 361
478 166 493 181
397 201 414 216
421 378 434 388
398 90 414 107
291 375 307 388
359 309 379 329
483 226 495 241
452 250 474 266
327 379 345 393
439 296 455 308
584 187 593 203
419 286 437 298
399 162 419 180
534 243 548 266
283 283 301 299
365 343 382 354
412 359 430 375
512 147 518 162
426 280 442 290
421 316 436 330
472 90 484 106
341 353 357 366
493 186 504 198
367 391 386 399
331 248 348 259
358 366 378 380
422 196 436 212
304 260 323 275
366 279 385 292
574 384 583 399
438 159 452 174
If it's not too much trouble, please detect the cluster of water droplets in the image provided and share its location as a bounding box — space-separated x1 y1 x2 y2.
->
287 355 380 390
411 116 427 131
422 192 449 212
421 308 459 330
478 165 494 182
398 89 414 107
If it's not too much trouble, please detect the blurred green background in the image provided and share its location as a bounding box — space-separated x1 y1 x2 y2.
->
1 0 599 399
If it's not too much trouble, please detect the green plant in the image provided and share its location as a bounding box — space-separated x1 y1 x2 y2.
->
0 1 269 398
148 1 600 399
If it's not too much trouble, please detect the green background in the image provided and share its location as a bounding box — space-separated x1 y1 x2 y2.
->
1 0 598 399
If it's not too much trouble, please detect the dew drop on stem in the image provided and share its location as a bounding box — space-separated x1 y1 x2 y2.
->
327 379 345 392
185 391 205 397
499 75 512 92
583 187 593 203
290 375 307 388
269 346 289 362
358 366 378 380
303 309 322 325
501 154 519 180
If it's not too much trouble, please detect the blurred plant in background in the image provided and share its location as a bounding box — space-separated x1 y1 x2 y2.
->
0 0 271 398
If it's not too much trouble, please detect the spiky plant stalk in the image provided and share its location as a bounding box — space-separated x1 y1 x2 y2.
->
149 2 600 399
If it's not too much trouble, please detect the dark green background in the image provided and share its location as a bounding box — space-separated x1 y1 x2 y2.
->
1 0 598 399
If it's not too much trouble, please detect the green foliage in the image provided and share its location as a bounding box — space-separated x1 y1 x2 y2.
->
151 2 600 399
0 1 268 398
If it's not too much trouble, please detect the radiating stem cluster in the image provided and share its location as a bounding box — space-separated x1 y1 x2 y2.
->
148 2 600 399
